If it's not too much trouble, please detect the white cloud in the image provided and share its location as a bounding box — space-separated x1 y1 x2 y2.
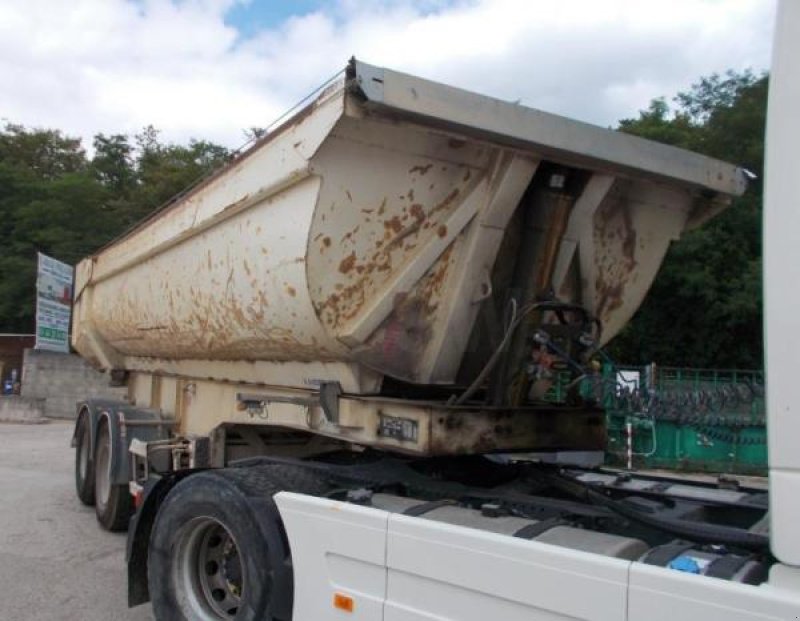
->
0 0 775 150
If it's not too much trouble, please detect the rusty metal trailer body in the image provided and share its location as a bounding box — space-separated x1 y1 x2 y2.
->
71 60 745 458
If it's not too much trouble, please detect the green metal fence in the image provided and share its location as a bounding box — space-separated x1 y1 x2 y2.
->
602 366 767 475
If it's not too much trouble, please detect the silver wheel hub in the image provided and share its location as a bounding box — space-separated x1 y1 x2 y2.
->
173 517 244 620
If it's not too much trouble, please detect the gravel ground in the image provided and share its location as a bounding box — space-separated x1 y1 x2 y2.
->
0 421 153 620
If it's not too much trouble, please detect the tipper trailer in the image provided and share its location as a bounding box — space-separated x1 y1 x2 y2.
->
70 5 800 618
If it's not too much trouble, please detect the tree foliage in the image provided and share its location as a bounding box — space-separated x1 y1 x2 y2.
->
0 124 229 332
610 71 767 369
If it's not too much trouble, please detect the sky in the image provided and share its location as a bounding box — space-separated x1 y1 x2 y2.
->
0 0 776 151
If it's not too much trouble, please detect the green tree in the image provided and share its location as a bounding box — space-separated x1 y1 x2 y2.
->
134 126 231 219
0 123 85 179
610 72 767 369
0 123 107 331
91 133 136 196
0 122 231 333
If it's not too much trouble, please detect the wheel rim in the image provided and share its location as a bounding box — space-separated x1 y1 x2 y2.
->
173 517 244 620
95 425 111 510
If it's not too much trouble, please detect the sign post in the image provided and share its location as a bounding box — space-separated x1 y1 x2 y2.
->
35 252 74 353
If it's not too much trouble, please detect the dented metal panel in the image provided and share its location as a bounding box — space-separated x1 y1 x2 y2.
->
72 59 746 394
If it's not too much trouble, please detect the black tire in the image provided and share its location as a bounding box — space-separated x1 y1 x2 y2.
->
74 411 95 506
148 469 299 621
94 418 132 531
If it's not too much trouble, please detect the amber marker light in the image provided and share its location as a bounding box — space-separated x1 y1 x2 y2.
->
333 592 354 613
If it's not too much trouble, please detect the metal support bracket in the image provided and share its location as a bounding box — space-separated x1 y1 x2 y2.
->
236 381 348 428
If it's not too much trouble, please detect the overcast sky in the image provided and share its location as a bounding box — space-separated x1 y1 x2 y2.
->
0 0 776 151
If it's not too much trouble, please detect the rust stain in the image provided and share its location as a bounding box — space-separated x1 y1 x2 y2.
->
595 275 625 319
383 221 422 252
351 246 457 377
384 216 403 233
621 208 637 263
429 188 460 218
221 193 250 215
323 236 331 247
592 195 639 322
315 185 465 331
339 252 356 274
409 203 426 224
409 163 433 175
286 286 297 297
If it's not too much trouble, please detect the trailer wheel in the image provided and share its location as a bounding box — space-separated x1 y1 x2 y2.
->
148 471 290 621
74 411 95 506
94 418 132 531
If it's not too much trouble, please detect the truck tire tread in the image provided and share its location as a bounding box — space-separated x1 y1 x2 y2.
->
74 412 95 506
223 464 331 498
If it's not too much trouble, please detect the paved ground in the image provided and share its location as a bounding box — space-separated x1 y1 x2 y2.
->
0 421 152 620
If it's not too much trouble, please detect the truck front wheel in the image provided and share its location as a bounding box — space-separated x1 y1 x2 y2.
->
147 470 291 621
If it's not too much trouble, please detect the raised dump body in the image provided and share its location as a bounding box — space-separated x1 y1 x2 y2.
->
71 59 746 456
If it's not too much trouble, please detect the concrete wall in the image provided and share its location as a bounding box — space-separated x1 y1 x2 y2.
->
0 396 45 423
21 349 127 419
